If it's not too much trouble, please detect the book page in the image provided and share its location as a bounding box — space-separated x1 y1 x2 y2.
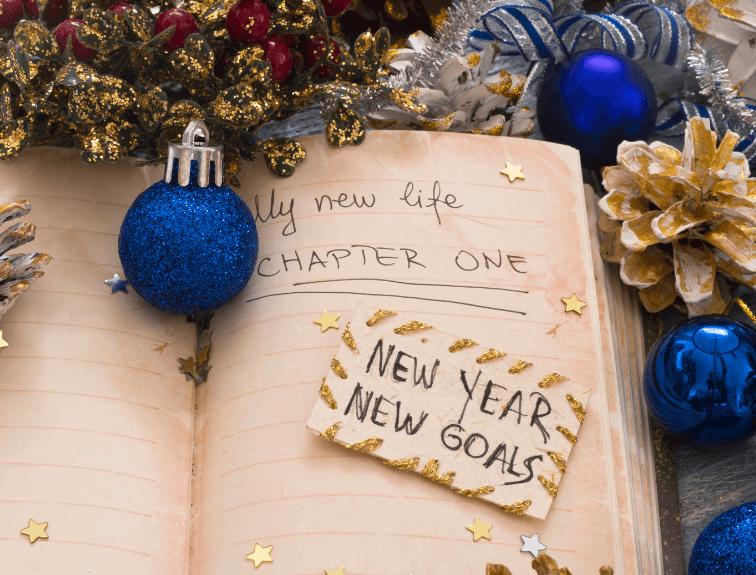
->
190 132 639 575
0 149 196 575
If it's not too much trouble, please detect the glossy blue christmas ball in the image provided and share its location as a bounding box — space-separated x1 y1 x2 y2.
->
689 501 756 575
537 50 658 169
644 315 756 449
119 161 258 315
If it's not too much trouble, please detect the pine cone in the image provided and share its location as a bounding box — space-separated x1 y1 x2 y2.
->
0 201 52 318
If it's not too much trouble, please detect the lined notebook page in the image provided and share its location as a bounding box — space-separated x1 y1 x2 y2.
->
191 133 639 575
0 150 196 575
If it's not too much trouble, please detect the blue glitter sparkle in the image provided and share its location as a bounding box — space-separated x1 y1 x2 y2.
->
689 501 756 575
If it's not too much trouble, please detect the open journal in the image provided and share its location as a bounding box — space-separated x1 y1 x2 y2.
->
1 131 662 575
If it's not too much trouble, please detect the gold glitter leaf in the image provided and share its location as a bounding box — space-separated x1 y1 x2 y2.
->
394 321 432 335
366 309 396 326
262 137 305 177
382 457 419 471
566 394 586 423
344 437 383 451
331 356 347 379
342 322 357 350
354 28 389 79
453 485 494 497
13 21 57 60
138 86 168 132
0 84 11 123
509 360 533 374
538 475 558 498
226 47 267 85
79 9 126 52
325 101 366 147
498 500 531 515
476 349 506 364
214 84 261 129
448 338 477 352
2 41 32 90
55 61 99 86
122 4 154 42
0 119 30 159
539 373 568 388
557 425 578 446
320 422 340 441
548 451 567 474
80 128 122 164
319 378 337 409
171 34 214 80
420 459 455 486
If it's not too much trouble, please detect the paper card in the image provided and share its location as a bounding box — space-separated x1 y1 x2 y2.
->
307 303 591 520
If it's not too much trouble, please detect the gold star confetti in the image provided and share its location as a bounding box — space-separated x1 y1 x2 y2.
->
314 310 340 332
561 294 587 315
500 162 524 182
466 517 493 541
325 568 345 575
246 543 273 567
21 519 48 543
0 330 7 349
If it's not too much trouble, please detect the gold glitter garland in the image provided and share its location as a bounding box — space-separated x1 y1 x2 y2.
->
382 457 420 471
320 422 340 441
497 500 532 515
476 349 506 364
454 485 495 497
394 321 433 335
331 357 348 379
566 394 586 423
319 378 337 410
538 373 568 388
547 451 567 474
344 437 384 452
538 475 558 498
727 297 756 324
557 425 578 447
366 309 397 326
342 323 357 350
448 338 478 352
420 459 456 486
508 360 533 374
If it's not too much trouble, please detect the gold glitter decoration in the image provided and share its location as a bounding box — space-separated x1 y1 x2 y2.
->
561 293 587 315
547 451 567 474
566 394 586 423
538 373 568 388
726 297 756 323
475 349 506 364
420 459 456 486
382 457 419 471
600 117 756 315
344 436 383 451
454 485 495 497
448 338 478 352
388 88 427 114
538 475 558 498
325 101 366 147
383 0 408 21
509 360 533 374
320 422 340 440
342 322 357 350
21 519 48 543
331 357 347 379
489 555 614 575
418 114 455 132
498 500 531 515
557 425 578 446
686 2 711 31
394 321 433 335
171 34 214 80
366 309 396 326
467 53 481 67
262 138 306 178
319 378 337 409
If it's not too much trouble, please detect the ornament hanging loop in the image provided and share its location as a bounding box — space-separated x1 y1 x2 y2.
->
165 120 224 188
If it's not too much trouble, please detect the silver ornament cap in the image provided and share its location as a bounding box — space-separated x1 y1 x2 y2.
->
165 120 224 188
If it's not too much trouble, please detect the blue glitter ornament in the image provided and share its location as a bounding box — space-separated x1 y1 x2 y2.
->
119 121 258 315
689 501 756 575
644 315 756 449
536 50 658 170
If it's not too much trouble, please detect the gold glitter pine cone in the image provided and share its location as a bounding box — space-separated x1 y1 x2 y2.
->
599 117 756 316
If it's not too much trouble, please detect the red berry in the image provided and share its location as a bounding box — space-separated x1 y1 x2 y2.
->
0 0 23 29
154 8 198 52
54 19 94 60
321 0 351 17
226 0 270 44
108 3 133 14
262 38 292 83
306 35 340 77
25 0 67 27
268 32 295 47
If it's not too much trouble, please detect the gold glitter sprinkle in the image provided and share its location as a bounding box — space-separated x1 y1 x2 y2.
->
389 88 426 114
557 425 578 446
420 459 456 486
331 357 347 379
344 437 383 452
539 373 568 388
467 53 481 67
394 321 432 335
382 457 419 471
319 378 337 409
448 338 478 353
548 451 567 474
454 485 495 497
476 349 506 364
366 309 396 326
685 3 711 31
342 322 357 350
320 422 340 441
566 394 586 423
539 475 558 498
418 114 454 132
498 500 531 514
509 360 533 374
244 15 256 30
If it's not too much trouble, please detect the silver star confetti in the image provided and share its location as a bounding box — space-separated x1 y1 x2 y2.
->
105 274 129 294
520 533 547 558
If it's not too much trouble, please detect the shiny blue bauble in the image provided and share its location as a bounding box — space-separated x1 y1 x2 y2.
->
119 162 258 315
689 501 756 575
537 50 658 169
644 315 756 449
